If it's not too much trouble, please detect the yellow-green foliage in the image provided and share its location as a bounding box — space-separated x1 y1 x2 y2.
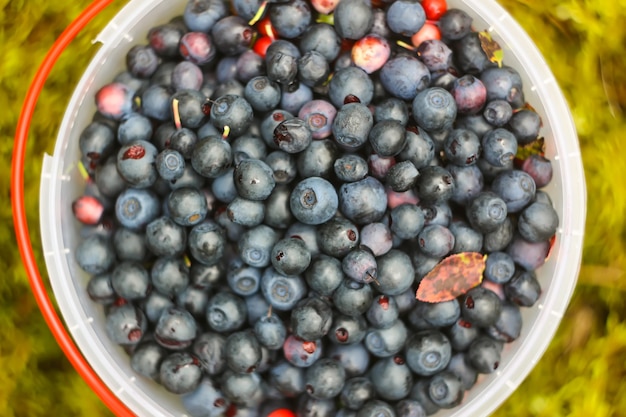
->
1 0 625 416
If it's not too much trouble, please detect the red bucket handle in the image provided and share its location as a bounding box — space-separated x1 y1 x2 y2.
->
11 1 135 416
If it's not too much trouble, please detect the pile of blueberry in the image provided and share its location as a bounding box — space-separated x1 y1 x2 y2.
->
72 0 560 415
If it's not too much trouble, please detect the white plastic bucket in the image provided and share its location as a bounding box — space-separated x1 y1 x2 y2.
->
38 0 586 415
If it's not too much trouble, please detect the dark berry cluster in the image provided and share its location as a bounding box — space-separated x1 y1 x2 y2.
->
73 0 558 415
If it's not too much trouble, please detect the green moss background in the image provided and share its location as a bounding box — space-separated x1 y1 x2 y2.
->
1 0 625 416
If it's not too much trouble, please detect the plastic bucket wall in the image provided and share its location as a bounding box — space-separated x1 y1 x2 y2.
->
38 0 586 416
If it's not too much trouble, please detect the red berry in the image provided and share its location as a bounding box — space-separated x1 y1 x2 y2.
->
72 195 104 225
253 35 273 58
352 33 391 74
257 16 277 39
422 0 448 21
310 0 340 14
411 22 441 48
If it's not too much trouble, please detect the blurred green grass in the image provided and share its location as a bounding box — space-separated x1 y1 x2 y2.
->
1 0 625 416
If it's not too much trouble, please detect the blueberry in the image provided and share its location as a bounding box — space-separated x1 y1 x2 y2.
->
265 150 297 184
283 335 322 367
290 177 338 225
417 39 453 73
342 247 378 284
159 351 203 394
192 332 227 375
333 154 369 183
404 330 452 376
461 287 502 328
145 216 187 257
439 8 472 40
155 149 185 182
364 319 408 358
369 355 413 401
333 0 373 40
417 224 455 258
269 0 312 39
339 176 387 225
480 65 525 109
341 377 375 410
106 302 147 345
398 127 435 170
333 279 374 317
517 202 559 243
483 217 515 252
487 301 523 343
379 55 430 101
190 261 224 290
522 154 553 189
155 306 197 350
75 234 116 275
130 341 167 382
266 52 299 87
428 370 463 408
375 249 415 296
394 288 418 316
188 220 226 266
412 87 457 132
244 76 281 112
447 164 484 206
171 89 209 129
412 299 461 329
298 50 330 87
298 99 337 140
504 269 542 307
264 185 295 230
330 313 368 345
411 249 441 280
366 295 400 329
226 257 262 297
87 273 116 304
183 0 227 32
465 191 508 233
117 114 153 146
150 256 189 297
291 296 333 341
360 222 393 257
482 128 518 168
148 23 184 58
466 335 503 374
220 370 262 407
191 136 233 178
328 67 374 108
356 400 397 417
395 399 427 417
297 139 339 179
273 118 313 154
210 94 254 138
332 102 374 150
225 330 262 374
227 197 266 227
206 291 247 333
385 161 419 193
304 358 346 400
287 221 321 258
415 165 455 204
254 313 287 350
261 267 307 311
447 222 482 255
328 343 371 378
116 141 158 188
166 187 208 228
369 120 408 157
231 134 268 165
269 360 306 398
182 377 230 417
211 170 238 204
483 99 513 127
239 225 281 268
141 290 175 324
94 157 126 199
506 233 550 272
386 0 425 36
452 32 491 75
484 251 516 284
176 285 210 320
509 109 542 144
304 254 344 296
409 379 441 416
446 352 478 391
